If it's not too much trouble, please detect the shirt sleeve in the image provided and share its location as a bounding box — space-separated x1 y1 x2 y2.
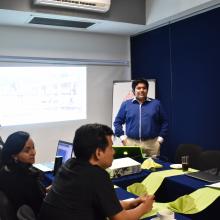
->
94 170 123 217
113 101 126 137
158 102 168 138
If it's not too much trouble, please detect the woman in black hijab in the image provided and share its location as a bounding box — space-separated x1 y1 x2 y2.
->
0 131 46 218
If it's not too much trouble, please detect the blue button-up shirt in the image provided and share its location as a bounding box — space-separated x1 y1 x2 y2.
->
114 98 168 140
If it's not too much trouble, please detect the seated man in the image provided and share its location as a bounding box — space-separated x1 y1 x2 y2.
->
38 123 154 220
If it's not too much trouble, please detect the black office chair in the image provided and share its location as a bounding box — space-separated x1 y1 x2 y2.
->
0 137 4 168
17 205 36 220
0 136 4 145
197 150 220 171
175 144 203 169
0 146 2 168
0 190 17 220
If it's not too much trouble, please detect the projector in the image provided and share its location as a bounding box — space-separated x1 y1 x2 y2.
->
106 157 141 178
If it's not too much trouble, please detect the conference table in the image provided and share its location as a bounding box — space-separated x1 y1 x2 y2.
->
153 174 220 220
115 186 191 220
44 159 219 220
111 159 220 220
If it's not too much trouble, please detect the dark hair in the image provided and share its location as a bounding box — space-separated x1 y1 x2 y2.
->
1 131 30 166
73 123 114 161
132 79 149 92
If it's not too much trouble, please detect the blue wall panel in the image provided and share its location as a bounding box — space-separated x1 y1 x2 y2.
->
131 7 220 161
171 8 220 151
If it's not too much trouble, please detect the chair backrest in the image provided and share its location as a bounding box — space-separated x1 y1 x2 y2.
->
17 205 36 220
197 150 220 171
175 144 203 169
0 136 4 146
0 137 4 168
0 146 2 167
0 190 16 220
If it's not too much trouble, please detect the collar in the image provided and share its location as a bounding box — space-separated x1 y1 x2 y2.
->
132 97 152 103
4 162 34 175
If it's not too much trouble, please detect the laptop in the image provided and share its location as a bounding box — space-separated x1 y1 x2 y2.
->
33 140 74 172
186 168 220 183
113 146 144 162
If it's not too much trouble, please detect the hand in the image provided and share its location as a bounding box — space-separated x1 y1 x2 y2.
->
124 197 142 209
120 197 142 210
46 185 52 193
140 195 155 213
157 136 164 144
122 139 127 146
121 194 155 210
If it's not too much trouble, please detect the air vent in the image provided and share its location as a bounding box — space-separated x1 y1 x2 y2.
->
29 17 95 28
34 0 111 13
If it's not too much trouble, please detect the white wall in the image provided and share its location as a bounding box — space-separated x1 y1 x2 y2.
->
0 26 130 162
145 0 219 29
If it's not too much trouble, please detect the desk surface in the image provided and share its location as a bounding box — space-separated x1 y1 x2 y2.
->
111 159 220 220
154 172 220 220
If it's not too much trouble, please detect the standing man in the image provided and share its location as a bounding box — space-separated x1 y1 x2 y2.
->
38 123 154 220
114 79 168 157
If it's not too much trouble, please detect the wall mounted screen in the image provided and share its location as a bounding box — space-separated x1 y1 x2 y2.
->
0 66 86 126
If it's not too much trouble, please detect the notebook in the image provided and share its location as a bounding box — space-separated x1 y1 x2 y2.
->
33 140 73 172
186 168 220 183
113 146 143 162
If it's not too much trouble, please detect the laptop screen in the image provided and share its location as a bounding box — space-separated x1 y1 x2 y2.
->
56 140 74 163
113 146 143 162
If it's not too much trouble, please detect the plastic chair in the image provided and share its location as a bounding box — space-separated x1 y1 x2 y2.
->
197 150 220 171
0 190 17 220
17 205 36 220
175 144 203 169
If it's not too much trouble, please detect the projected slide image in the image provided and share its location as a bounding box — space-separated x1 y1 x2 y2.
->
0 66 86 126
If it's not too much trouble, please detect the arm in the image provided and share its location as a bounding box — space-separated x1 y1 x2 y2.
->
158 103 168 139
46 184 52 193
120 198 142 210
110 195 155 220
95 171 154 220
113 102 127 137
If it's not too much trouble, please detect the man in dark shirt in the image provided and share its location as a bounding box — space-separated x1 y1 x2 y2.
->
38 123 154 220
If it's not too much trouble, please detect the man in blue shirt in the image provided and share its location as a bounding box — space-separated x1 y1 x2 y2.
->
114 79 168 157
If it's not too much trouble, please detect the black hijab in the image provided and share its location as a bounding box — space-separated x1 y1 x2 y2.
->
1 131 30 167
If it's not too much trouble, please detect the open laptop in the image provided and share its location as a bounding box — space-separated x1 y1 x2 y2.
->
113 146 144 162
186 168 220 183
33 140 74 172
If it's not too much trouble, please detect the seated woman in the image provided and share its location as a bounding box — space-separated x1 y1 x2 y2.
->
0 131 46 218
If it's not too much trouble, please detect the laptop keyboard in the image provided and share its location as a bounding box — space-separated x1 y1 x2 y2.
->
187 168 220 183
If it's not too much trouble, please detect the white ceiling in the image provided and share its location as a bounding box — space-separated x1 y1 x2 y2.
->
0 9 147 36
0 0 219 36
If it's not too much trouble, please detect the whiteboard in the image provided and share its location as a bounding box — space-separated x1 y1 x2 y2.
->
112 79 156 129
